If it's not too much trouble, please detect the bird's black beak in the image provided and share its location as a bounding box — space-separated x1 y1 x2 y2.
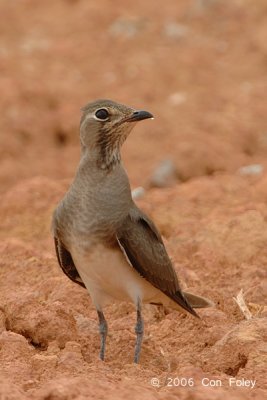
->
125 110 154 122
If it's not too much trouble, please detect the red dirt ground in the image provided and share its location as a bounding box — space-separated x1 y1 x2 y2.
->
0 0 266 399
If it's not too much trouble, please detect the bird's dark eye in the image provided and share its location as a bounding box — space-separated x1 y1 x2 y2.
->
95 108 109 121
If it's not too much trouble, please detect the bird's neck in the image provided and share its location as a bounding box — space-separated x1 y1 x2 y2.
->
81 143 121 171
72 148 133 224
99 146 121 171
77 147 129 189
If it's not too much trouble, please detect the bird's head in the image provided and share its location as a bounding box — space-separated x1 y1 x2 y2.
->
80 99 153 169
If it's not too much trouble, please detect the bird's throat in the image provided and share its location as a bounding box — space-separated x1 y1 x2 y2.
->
99 146 121 171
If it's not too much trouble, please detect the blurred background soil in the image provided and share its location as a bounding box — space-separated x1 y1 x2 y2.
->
0 0 266 399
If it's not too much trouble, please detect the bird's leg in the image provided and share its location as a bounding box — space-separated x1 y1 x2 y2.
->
134 299 144 363
97 310 108 361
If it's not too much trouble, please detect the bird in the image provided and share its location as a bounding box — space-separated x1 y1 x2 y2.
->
52 99 213 363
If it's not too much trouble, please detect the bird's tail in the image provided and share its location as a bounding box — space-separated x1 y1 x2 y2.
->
151 289 214 318
166 290 214 318
169 290 200 318
183 291 214 309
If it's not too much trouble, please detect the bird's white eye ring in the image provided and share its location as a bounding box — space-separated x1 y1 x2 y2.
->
94 108 110 121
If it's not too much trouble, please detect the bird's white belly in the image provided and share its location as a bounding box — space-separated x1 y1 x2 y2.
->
71 242 168 310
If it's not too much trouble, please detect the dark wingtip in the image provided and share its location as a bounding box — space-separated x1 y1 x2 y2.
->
184 301 200 319
171 290 200 319
190 308 201 319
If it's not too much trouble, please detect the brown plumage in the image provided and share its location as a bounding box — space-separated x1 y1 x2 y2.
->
52 99 213 363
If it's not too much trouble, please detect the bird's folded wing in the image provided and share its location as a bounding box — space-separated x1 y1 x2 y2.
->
54 237 85 288
116 207 197 316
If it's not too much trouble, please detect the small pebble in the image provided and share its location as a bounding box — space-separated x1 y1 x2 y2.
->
163 22 189 39
109 18 145 38
238 164 263 176
149 159 177 188
168 92 187 106
132 187 146 200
